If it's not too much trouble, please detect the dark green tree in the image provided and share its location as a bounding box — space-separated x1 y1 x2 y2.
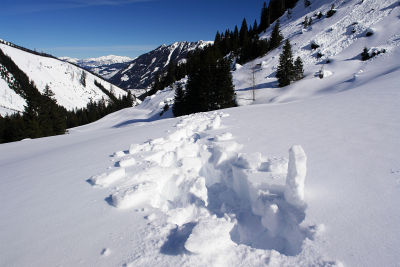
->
270 20 283 49
239 18 249 46
361 47 370 61
293 56 304 81
172 83 186 117
259 2 270 33
276 40 294 87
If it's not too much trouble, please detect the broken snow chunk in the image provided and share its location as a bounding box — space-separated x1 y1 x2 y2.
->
118 158 136 168
114 151 125 157
101 248 111 256
189 177 208 206
89 168 126 187
111 181 157 209
234 152 262 170
284 145 307 207
259 157 288 174
184 217 235 254
214 132 233 141
208 115 221 130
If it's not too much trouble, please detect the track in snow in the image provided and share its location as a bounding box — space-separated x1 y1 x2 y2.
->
88 112 331 264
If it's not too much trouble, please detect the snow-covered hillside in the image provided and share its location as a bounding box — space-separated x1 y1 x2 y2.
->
60 55 134 80
233 0 400 105
0 43 128 116
1 61 399 266
110 41 212 90
1 0 400 266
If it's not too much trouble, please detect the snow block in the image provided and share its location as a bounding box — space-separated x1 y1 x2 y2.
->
184 216 235 254
118 158 136 168
89 168 126 187
284 145 307 207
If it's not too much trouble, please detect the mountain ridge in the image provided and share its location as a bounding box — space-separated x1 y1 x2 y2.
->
0 41 129 116
110 40 212 90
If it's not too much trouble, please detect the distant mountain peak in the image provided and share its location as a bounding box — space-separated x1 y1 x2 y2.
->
110 40 213 90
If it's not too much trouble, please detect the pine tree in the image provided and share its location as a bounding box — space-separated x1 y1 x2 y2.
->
259 2 269 32
276 39 294 87
293 56 304 81
252 20 258 36
172 83 186 116
270 20 283 49
214 58 237 109
361 47 370 61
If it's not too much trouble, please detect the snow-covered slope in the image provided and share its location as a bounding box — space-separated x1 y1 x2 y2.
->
110 41 212 90
1 0 400 266
0 66 26 115
60 55 134 79
233 0 400 105
0 42 128 116
1 61 399 266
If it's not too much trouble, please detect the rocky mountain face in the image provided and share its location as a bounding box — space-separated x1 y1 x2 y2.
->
109 41 212 90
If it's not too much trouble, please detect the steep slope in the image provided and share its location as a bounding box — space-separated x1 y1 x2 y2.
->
233 0 400 105
60 55 134 80
110 41 212 90
0 42 128 116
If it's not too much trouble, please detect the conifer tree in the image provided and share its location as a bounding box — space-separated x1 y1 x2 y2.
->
239 19 249 46
293 56 304 81
172 83 186 117
276 39 294 87
270 20 283 49
252 20 258 36
361 47 370 61
259 2 269 32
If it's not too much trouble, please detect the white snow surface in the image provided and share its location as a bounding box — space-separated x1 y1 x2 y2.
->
0 43 127 112
0 72 26 116
1 0 400 266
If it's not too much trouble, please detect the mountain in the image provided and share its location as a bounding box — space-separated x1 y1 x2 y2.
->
0 40 128 116
60 55 134 80
1 0 400 266
109 41 212 90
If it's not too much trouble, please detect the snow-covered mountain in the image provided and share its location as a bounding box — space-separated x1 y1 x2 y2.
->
110 41 212 90
60 55 134 80
1 0 400 266
0 41 128 116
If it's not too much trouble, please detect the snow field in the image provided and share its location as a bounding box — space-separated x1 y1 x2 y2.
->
89 111 338 265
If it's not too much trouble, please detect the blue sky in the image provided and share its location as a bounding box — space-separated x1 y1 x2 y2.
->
1 0 265 59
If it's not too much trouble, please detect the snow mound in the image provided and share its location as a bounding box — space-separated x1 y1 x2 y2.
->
88 112 337 265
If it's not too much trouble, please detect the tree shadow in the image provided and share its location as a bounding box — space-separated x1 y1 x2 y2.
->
113 113 160 128
236 80 278 92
